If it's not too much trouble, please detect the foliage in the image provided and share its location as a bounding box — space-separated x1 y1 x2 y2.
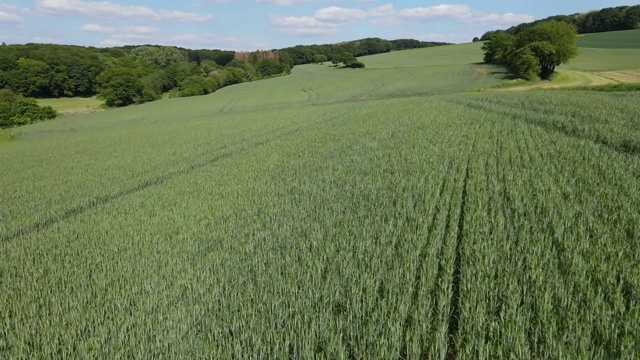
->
96 67 144 107
227 59 258 80
483 21 578 80
481 33 515 64
177 75 218 97
314 54 328 64
0 44 104 97
0 89 57 127
331 53 358 67
131 46 185 68
255 58 287 77
349 61 366 69
509 46 541 80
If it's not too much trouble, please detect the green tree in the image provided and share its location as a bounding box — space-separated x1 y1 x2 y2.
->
515 21 578 79
0 89 57 127
481 33 515 64
314 54 328 64
97 67 143 107
9 58 53 97
509 46 541 80
200 59 218 74
255 58 283 77
332 53 357 67
131 46 185 68
482 20 577 80
227 59 258 80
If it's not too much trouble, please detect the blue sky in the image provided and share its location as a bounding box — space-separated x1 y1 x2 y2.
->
0 1 636 50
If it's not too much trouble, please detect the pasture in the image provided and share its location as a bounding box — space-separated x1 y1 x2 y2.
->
37 96 104 115
1 34 639 358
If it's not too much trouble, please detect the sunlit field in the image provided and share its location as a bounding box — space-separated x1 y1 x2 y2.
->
1 32 639 358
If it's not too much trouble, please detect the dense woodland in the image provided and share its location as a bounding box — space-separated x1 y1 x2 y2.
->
479 4 640 40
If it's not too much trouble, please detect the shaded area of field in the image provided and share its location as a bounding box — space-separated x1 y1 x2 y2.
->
1 39 639 358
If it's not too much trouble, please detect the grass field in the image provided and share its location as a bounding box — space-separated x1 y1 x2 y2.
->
576 29 640 49
1 33 639 358
37 96 104 115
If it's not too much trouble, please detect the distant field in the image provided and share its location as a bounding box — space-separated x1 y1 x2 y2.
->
577 29 640 49
1 37 639 358
37 96 104 114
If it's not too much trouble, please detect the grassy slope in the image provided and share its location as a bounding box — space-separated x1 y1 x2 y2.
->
37 96 104 114
1 40 639 358
576 29 640 49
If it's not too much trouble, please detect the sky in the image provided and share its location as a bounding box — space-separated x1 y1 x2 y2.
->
0 1 637 51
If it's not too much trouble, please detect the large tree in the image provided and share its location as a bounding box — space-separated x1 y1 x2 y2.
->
482 20 578 80
97 67 144 107
514 21 578 79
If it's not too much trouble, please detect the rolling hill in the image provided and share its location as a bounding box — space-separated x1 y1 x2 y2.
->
1 32 639 358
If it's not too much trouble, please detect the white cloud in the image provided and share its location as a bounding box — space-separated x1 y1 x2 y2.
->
0 10 22 25
79 23 115 34
369 4 395 17
314 6 367 23
476 12 533 24
167 33 261 51
280 27 339 35
398 4 472 20
270 15 338 28
270 14 343 37
36 0 213 21
393 4 532 25
0 4 33 15
256 0 325 5
270 5 368 37
131 26 156 34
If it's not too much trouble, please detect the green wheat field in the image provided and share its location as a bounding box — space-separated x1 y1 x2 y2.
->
2 31 640 358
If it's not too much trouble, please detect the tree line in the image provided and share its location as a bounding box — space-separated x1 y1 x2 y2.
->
0 43 284 106
479 4 640 41
282 38 449 66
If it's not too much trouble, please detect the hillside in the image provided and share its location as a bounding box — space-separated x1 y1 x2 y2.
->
576 29 640 49
1 34 639 358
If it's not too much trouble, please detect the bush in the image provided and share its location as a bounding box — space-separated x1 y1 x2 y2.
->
349 61 366 69
0 90 58 127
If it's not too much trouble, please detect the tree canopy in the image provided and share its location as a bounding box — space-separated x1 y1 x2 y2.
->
0 89 57 128
482 21 578 80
